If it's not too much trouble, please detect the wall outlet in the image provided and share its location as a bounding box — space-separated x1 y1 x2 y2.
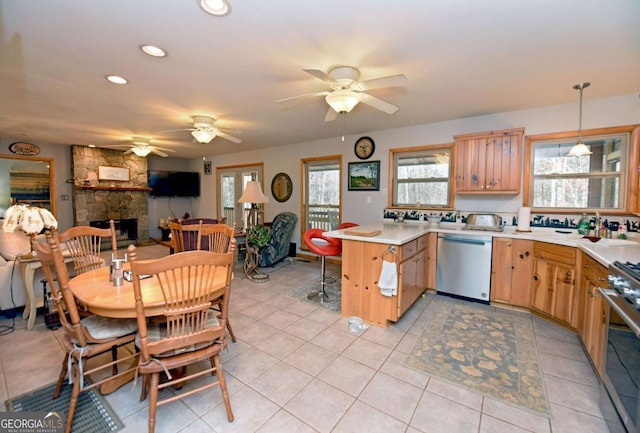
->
60 194 69 201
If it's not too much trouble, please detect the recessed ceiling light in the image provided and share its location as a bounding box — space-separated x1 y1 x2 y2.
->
141 45 167 57
106 75 128 84
200 0 230 16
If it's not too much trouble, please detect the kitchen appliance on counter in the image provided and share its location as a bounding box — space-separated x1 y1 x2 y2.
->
464 213 503 232
436 232 492 303
599 261 640 433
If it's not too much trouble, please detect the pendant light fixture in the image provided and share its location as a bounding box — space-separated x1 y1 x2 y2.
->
567 82 592 157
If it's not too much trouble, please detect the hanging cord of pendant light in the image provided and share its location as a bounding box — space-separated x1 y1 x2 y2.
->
567 82 592 156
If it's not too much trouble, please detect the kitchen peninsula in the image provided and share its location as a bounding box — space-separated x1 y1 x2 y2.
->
326 222 640 329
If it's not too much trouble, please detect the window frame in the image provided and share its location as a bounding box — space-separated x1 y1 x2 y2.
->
523 125 639 214
388 143 454 210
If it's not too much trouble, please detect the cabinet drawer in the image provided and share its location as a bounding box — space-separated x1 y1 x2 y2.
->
534 242 576 265
417 235 427 252
400 239 417 260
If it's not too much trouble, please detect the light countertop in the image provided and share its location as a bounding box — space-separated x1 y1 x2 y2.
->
324 222 640 267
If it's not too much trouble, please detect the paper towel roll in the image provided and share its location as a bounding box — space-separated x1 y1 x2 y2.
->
517 207 531 231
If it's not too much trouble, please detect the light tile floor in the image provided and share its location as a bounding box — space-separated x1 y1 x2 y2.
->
0 255 611 432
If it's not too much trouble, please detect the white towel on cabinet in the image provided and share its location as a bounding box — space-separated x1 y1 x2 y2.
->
379 259 398 297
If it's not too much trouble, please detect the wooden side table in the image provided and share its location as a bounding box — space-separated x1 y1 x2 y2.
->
19 254 74 330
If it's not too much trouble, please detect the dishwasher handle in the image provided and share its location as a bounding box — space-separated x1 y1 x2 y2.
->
439 236 490 246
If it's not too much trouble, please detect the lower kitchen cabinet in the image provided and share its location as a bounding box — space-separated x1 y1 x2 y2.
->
490 238 533 307
341 234 430 327
531 242 577 325
578 251 607 375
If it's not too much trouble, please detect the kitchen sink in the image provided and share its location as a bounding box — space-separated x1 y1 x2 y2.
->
576 237 637 247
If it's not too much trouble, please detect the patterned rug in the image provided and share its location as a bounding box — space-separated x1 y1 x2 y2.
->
404 298 550 417
5 382 123 432
287 276 341 312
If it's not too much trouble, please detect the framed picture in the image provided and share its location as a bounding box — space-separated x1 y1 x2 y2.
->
98 165 130 181
348 161 380 191
203 160 212 175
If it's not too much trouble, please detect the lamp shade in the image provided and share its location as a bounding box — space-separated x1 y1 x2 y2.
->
192 128 216 143
2 204 58 235
326 90 360 114
567 141 592 157
238 181 269 204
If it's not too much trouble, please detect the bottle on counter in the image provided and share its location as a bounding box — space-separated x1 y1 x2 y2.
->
577 213 590 235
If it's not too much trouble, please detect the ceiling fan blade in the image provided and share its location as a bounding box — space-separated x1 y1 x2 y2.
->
324 107 338 122
276 91 329 103
122 148 134 155
218 131 242 144
303 68 336 84
358 93 399 114
156 127 193 133
152 149 169 158
151 146 176 153
356 74 408 91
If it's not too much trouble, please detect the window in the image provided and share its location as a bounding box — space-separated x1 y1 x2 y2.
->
216 164 263 229
390 145 453 208
525 125 639 212
301 156 342 245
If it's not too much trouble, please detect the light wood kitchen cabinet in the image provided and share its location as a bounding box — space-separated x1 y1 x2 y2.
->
454 127 524 194
341 234 430 328
578 252 607 374
531 242 576 325
425 232 437 289
490 238 533 307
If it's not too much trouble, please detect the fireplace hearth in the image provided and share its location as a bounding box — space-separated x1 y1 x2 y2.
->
90 218 138 249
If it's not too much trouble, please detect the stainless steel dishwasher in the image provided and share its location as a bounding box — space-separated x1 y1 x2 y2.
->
436 232 493 303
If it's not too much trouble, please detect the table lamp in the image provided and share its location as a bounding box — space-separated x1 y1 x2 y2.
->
237 181 269 230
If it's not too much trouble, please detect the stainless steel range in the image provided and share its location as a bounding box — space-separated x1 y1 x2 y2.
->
599 261 640 433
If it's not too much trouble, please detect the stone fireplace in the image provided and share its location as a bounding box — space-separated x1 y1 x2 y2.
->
71 146 150 246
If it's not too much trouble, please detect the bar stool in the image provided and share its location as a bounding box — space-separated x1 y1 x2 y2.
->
303 222 358 303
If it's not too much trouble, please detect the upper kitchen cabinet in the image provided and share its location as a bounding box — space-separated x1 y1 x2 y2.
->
454 127 524 194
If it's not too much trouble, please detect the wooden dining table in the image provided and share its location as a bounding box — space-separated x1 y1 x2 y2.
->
68 264 228 318
68 263 229 394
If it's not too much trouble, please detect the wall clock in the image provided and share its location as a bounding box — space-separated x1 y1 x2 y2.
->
354 136 375 160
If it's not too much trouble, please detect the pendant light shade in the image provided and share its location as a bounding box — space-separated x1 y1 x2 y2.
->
567 82 592 157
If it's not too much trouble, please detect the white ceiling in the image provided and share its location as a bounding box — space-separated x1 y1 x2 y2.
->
1 0 639 159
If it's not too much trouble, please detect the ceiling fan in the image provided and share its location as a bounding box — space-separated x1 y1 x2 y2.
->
159 115 242 144
277 66 408 121
103 137 176 158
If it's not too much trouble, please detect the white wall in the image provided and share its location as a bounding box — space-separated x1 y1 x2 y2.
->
194 93 640 252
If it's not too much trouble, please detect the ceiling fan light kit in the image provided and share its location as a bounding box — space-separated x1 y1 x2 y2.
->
200 0 230 16
326 90 360 114
567 82 592 157
191 128 217 143
131 146 152 157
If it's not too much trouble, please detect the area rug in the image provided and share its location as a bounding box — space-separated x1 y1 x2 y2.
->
287 276 341 312
5 382 124 432
404 298 551 417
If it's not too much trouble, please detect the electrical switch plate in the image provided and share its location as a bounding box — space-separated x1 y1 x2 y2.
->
366 196 372 204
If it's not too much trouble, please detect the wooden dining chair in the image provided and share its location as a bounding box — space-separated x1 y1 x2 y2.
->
128 245 235 433
57 220 117 275
198 222 238 342
168 219 200 253
33 230 138 433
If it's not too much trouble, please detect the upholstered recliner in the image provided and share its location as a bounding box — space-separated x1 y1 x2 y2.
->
257 212 298 267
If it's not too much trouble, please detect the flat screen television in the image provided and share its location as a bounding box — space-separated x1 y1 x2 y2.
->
148 170 200 197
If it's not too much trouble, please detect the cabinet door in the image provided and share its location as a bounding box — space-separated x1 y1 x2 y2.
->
455 137 487 192
398 255 418 317
485 133 521 193
552 263 575 324
491 238 513 303
425 232 437 289
531 259 554 315
511 239 533 307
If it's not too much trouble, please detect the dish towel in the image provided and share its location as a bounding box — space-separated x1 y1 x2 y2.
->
379 259 398 297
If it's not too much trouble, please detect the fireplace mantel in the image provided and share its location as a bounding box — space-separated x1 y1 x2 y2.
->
75 185 151 192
